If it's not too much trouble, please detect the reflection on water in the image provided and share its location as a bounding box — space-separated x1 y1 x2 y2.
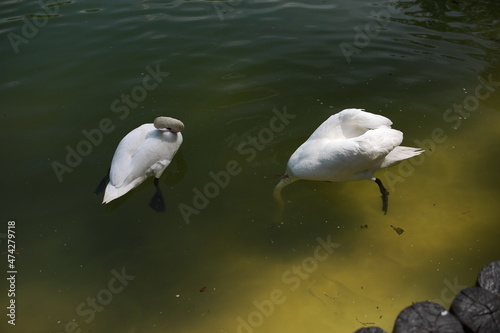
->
1 0 499 332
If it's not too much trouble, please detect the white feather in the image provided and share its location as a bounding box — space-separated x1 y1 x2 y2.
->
274 108 423 205
103 124 183 204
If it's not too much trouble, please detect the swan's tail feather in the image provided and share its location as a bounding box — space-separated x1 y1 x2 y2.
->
102 177 146 204
102 184 125 204
381 146 425 169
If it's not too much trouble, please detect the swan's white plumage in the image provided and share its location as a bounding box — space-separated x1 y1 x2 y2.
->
274 108 423 205
103 119 183 204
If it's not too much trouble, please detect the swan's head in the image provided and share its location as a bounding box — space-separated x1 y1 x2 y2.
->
154 117 185 133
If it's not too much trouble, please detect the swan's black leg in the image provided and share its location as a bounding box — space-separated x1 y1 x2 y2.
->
374 178 389 215
94 167 110 195
149 178 166 212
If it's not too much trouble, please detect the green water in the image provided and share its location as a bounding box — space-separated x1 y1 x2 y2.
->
1 0 499 332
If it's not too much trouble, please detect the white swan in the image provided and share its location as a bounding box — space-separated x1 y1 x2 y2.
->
95 116 184 211
273 108 423 214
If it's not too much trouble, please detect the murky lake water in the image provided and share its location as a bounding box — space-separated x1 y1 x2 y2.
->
1 0 499 332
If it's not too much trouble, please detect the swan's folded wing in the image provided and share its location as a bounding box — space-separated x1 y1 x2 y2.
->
109 124 153 187
127 131 183 181
326 128 402 180
355 128 403 161
289 128 402 181
307 109 393 141
338 108 393 136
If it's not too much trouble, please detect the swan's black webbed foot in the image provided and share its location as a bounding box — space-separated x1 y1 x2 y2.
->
94 168 110 195
149 178 166 212
374 178 389 215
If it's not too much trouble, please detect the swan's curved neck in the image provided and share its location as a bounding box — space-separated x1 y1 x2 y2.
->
273 175 297 208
